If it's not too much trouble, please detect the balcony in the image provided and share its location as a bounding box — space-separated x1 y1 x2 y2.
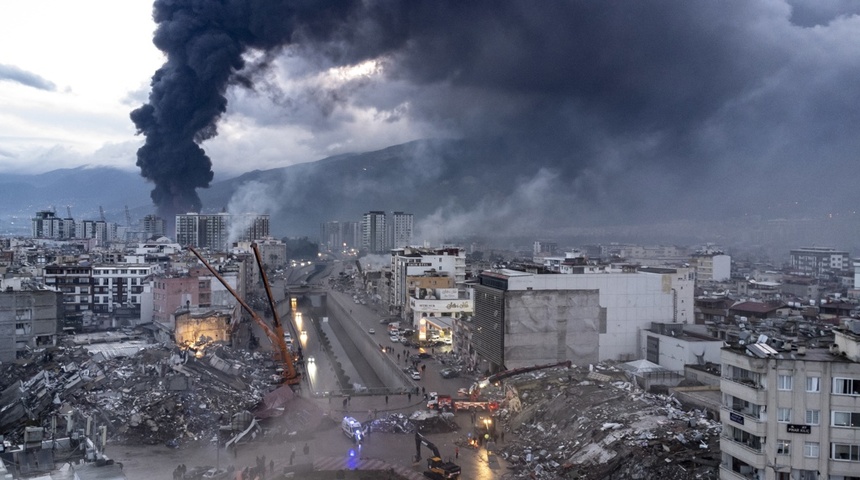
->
720 406 767 437
719 464 758 480
721 378 767 405
720 435 766 468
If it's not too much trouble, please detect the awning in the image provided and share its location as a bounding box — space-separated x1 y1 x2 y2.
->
423 316 452 330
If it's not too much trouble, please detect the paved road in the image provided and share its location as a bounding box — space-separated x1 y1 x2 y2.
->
113 261 511 479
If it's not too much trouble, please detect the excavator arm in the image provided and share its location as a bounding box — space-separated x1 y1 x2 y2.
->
187 245 300 385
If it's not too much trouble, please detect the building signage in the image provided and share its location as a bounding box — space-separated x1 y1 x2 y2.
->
729 412 744 425
436 288 459 300
786 424 810 434
409 297 473 313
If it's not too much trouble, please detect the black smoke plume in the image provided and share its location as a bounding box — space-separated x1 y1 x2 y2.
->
131 0 363 219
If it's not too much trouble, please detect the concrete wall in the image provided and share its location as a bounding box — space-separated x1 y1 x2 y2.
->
504 289 601 369
639 330 724 371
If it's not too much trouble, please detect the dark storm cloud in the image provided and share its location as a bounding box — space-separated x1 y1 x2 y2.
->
787 0 860 27
0 64 56 91
135 0 860 234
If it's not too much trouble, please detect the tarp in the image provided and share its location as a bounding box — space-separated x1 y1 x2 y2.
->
619 359 665 375
253 385 295 418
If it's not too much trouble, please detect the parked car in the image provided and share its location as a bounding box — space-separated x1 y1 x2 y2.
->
389 335 400 343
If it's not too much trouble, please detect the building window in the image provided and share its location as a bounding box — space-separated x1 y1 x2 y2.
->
776 439 791 455
778 374 793 391
832 412 860 428
833 378 860 395
806 409 820 425
806 376 820 392
831 443 860 461
778 408 792 423
804 442 819 458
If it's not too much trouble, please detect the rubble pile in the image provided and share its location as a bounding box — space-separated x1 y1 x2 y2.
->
496 364 721 480
369 413 414 434
367 410 459 435
0 343 285 448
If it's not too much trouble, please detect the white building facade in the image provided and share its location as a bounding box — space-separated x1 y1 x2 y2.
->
389 247 466 316
471 267 694 371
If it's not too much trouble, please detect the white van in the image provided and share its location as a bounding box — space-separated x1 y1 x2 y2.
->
341 416 365 443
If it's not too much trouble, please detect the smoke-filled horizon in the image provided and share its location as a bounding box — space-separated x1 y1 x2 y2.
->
132 0 860 233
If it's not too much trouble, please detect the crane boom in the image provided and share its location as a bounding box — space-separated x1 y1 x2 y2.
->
187 245 299 384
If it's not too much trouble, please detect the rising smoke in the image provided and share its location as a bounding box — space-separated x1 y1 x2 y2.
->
131 0 368 219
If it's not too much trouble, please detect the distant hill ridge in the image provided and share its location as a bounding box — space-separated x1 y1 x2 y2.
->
0 139 486 236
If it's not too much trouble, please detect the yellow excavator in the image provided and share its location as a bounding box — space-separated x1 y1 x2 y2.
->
414 432 461 479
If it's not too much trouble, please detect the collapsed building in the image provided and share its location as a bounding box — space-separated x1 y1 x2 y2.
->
473 363 721 479
0 340 308 455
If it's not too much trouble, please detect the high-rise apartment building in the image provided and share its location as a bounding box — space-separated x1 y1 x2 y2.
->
361 211 387 253
143 214 166 238
389 212 414 249
175 213 269 251
31 210 74 239
322 220 361 250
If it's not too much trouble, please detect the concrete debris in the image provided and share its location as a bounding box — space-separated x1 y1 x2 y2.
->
367 410 459 435
485 362 721 480
0 343 286 448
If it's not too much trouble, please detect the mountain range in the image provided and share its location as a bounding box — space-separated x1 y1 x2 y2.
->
0 139 512 239
2 139 859 254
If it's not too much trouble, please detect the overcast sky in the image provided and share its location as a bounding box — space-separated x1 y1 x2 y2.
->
2 1 860 224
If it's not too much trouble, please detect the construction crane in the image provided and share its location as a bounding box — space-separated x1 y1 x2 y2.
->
188 244 300 385
414 432 461 479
